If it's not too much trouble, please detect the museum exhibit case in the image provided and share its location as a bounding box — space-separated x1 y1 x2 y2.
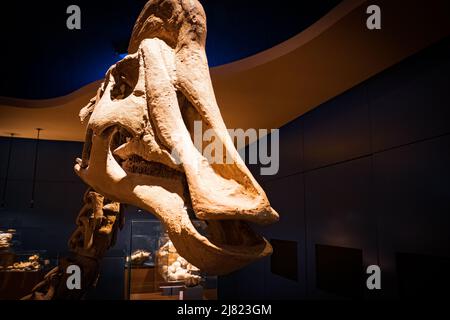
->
126 220 217 300
0 0 450 305
0 227 55 299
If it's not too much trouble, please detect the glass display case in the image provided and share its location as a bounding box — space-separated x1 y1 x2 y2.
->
0 228 53 299
126 219 217 300
129 221 161 267
156 230 202 286
0 228 51 272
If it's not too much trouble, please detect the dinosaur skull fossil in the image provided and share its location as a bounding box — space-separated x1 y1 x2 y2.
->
74 0 279 275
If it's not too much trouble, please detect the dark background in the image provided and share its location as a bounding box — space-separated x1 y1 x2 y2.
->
1 36 449 299
221 36 450 300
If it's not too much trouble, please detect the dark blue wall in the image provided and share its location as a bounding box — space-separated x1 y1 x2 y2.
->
219 37 450 299
0 138 155 299
0 139 86 253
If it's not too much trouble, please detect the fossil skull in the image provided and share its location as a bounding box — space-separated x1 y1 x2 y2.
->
74 0 279 275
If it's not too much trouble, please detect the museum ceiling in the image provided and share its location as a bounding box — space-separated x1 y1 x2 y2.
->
0 0 341 99
1 0 450 142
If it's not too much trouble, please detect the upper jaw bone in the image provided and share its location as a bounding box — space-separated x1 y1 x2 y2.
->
112 136 182 172
140 38 278 225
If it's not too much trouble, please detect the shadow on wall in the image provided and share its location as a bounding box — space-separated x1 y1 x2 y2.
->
221 36 450 300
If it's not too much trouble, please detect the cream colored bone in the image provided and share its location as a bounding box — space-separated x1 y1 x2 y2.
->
75 0 279 275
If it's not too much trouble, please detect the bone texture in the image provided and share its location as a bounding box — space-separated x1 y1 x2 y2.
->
74 0 279 275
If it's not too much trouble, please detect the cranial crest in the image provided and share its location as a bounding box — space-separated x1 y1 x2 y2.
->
75 0 279 275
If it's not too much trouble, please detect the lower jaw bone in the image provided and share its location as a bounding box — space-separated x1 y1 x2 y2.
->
75 131 272 275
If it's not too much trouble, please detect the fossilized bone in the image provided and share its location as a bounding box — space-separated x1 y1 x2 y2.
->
26 0 279 299
74 0 279 276
22 189 124 300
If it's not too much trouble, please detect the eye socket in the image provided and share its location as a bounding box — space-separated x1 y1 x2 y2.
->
110 56 139 100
